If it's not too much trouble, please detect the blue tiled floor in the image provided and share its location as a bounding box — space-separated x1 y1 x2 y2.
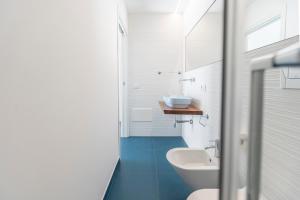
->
104 137 192 200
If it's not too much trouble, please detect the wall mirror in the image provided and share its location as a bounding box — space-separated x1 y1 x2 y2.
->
245 0 300 89
185 0 223 72
245 0 299 51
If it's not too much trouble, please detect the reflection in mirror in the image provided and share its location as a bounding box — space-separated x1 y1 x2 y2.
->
241 1 300 200
245 0 299 51
245 0 300 89
185 0 223 72
246 17 282 51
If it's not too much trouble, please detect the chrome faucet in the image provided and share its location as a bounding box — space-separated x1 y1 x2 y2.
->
205 139 221 158
204 146 216 150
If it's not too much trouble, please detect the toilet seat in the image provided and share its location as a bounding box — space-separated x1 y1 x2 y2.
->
187 189 219 200
187 188 247 200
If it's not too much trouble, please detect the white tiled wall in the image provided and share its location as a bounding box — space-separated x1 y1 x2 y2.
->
182 62 222 148
261 69 300 200
128 14 184 136
240 37 300 200
182 0 223 148
241 2 300 199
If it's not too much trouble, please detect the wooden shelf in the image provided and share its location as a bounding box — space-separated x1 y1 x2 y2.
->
159 101 203 115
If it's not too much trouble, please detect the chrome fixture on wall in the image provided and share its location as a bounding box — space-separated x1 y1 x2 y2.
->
199 114 209 127
179 77 196 82
173 118 193 128
205 139 221 158
157 71 182 75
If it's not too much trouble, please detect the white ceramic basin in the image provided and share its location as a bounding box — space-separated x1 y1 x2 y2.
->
166 148 219 190
163 96 192 109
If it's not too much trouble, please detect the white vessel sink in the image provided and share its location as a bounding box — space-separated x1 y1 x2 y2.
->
163 96 192 109
166 148 219 190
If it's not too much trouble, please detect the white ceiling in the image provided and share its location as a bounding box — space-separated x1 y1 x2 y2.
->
125 0 190 13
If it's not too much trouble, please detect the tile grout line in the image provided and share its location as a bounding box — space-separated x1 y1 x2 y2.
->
152 138 161 200
105 137 190 200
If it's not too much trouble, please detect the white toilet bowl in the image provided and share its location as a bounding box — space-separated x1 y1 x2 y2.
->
187 188 269 200
187 188 246 200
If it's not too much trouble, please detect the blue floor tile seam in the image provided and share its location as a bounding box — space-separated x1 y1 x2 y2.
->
104 136 192 200
152 138 161 200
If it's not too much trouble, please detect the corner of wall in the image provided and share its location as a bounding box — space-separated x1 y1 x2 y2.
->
102 156 120 200
118 0 128 33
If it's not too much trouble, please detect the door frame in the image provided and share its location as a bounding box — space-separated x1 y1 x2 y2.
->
220 0 247 199
117 19 129 139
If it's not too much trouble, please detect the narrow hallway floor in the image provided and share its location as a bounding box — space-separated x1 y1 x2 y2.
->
104 137 192 200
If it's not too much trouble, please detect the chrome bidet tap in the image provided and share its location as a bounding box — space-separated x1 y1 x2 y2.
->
205 139 221 158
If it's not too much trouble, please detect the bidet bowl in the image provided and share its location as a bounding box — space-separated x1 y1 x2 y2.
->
166 148 219 190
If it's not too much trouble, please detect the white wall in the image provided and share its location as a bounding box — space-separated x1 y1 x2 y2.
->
182 0 223 148
182 62 222 148
118 0 129 32
246 0 285 31
284 0 299 38
128 14 183 136
246 0 299 38
183 0 215 35
186 12 223 70
0 0 122 199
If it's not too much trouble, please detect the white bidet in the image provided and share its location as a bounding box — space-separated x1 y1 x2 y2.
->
166 148 219 190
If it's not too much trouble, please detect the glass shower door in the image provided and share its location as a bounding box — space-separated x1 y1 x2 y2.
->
220 0 300 200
